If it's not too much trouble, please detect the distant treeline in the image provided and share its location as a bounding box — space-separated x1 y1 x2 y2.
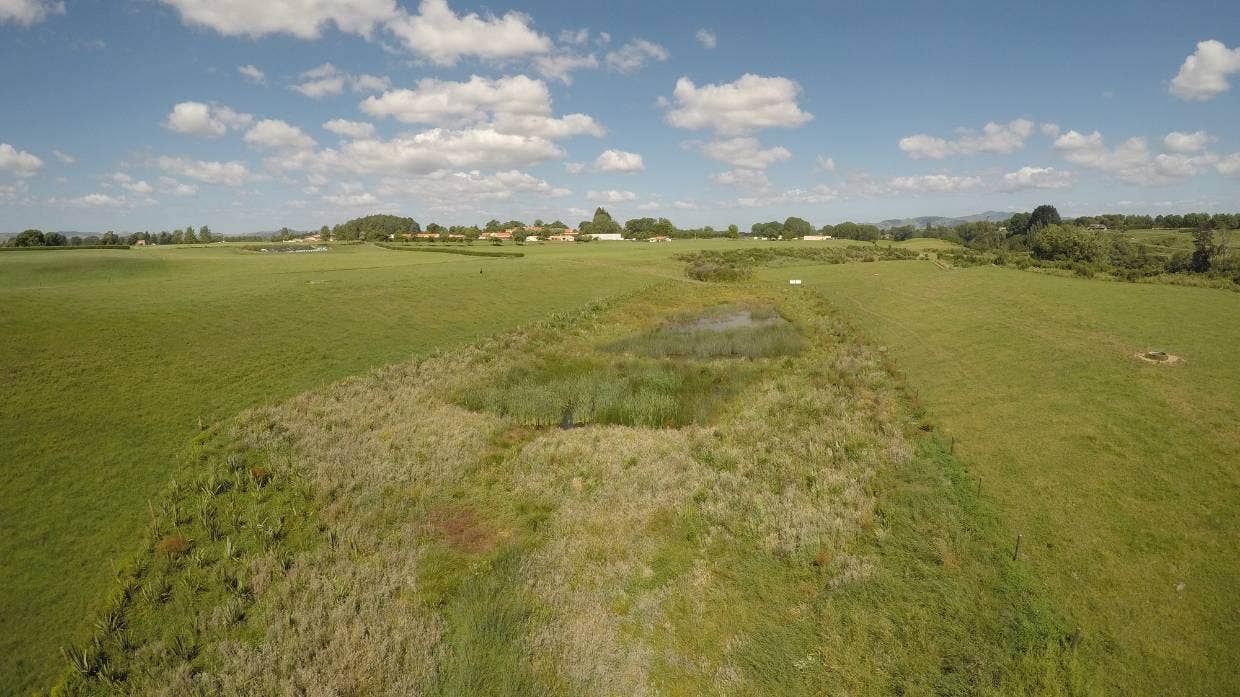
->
1 226 219 247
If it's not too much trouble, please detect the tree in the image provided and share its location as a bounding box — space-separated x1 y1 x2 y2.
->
319 225 330 240
100 231 120 245
70 235 83 246
1190 228 1226 273
183 227 199 244
1029 224 1104 262
726 224 740 239
1027 205 1062 232
199 225 212 243
782 216 813 239
583 207 621 238
13 229 45 247
44 232 67 246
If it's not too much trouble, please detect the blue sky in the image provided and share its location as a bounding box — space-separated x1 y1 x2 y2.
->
1 0 1238 233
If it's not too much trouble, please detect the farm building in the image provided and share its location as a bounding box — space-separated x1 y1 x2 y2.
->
803 235 834 240
593 233 624 241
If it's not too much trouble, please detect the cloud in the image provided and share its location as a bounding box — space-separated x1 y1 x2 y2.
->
888 174 985 194
0 0 64 26
338 128 565 176
157 0 397 39
534 53 599 84
0 181 32 204
898 119 1034 159
52 149 75 164
157 176 198 195
559 28 589 45
386 0 550 65
323 118 376 139
244 119 317 150
0 142 44 176
360 75 603 140
361 74 549 125
710 169 771 192
323 191 380 207
688 136 791 169
156 156 250 185
998 166 1075 191
238 64 266 84
1217 152 1240 178
292 63 390 98
1162 130 1215 153
695 29 716 49
61 193 131 208
1053 129 1215 185
376 169 570 205
491 113 605 139
815 154 835 173
163 101 253 137
587 189 636 202
564 162 585 174
664 74 812 135
1040 122 1061 137
605 39 668 74
593 149 644 172
110 172 154 194
1170 39 1240 101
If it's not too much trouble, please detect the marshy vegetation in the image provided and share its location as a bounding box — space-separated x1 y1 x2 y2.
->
677 245 918 281
50 281 1090 695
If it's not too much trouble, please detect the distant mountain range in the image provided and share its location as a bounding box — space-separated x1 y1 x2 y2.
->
872 211 1015 230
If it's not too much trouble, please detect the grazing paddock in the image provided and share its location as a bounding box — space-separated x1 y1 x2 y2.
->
764 259 1240 696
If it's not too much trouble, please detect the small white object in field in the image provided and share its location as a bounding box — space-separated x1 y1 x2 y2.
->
789 279 802 285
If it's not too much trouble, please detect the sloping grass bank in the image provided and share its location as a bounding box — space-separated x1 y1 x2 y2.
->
50 282 1091 695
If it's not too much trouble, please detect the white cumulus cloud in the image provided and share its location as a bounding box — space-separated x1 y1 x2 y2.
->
0 0 64 26
1162 130 1215 153
695 29 716 49
1053 129 1215 186
665 74 812 135
163 101 253 137
689 137 791 169
361 75 550 125
0 143 44 176
292 63 390 98
52 149 75 164
999 166 1075 191
323 118 376 139
587 189 636 202
238 64 266 84
1217 152 1240 178
386 0 550 65
244 119 317 150
605 39 668 74
158 0 398 39
899 119 1035 159
1170 39 1240 101
593 149 644 172
534 53 599 84
157 156 250 186
710 168 771 192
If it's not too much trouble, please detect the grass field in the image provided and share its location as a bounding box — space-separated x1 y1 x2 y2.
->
761 260 1240 695
49 280 1089 695
4 239 1236 694
0 242 684 691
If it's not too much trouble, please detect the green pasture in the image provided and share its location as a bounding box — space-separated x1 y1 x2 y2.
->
762 259 1239 695
0 242 671 691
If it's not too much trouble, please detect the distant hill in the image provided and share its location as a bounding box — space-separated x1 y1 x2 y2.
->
873 211 1015 230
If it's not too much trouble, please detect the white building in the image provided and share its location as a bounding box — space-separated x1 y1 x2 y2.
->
593 233 624 241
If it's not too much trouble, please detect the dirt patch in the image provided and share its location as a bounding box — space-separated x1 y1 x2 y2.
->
426 506 500 554
1135 351 1183 365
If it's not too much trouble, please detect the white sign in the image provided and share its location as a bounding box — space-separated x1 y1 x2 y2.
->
789 279 802 285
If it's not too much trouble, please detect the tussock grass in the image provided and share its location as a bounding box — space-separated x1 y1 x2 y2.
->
50 280 1091 696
